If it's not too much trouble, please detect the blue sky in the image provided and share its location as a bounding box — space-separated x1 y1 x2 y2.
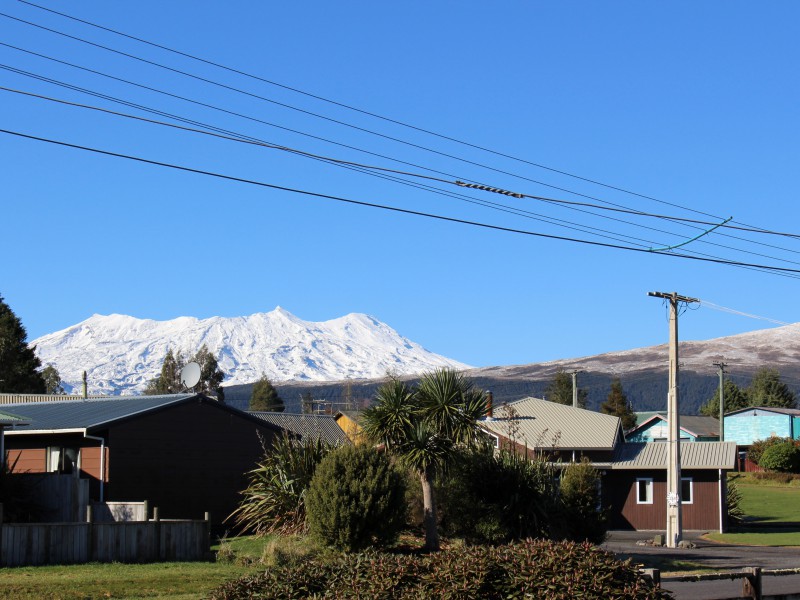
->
2 1 799 370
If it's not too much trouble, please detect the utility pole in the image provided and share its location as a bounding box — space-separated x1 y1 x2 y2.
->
648 291 698 548
713 361 727 441
571 370 580 408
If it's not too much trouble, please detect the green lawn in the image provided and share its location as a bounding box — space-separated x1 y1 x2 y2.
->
705 476 800 546
0 536 275 600
0 561 255 600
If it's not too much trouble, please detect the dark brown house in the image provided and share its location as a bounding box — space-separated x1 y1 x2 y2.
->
3 394 284 530
480 397 737 532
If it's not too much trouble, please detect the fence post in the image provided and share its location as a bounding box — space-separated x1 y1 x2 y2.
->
641 568 661 587
153 507 161 561
742 566 762 600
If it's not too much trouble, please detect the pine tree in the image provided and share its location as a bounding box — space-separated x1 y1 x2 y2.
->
41 364 65 395
250 375 284 411
191 344 225 402
747 367 796 409
143 348 184 395
545 368 587 408
0 294 45 393
699 379 748 417
600 378 636 431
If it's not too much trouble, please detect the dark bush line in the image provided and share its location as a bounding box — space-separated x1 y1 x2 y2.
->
208 539 672 599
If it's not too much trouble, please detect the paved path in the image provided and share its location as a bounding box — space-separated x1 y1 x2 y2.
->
602 531 800 599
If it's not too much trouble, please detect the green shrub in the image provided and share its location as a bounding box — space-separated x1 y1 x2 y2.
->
228 432 335 535
759 441 800 473
558 458 608 544
439 446 558 544
208 539 671 599
747 436 799 465
306 444 407 551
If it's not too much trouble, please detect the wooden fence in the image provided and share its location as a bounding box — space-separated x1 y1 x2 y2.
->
0 518 210 567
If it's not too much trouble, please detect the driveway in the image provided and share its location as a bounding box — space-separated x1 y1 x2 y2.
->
602 531 800 599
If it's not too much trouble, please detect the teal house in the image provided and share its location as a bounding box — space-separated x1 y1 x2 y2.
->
626 414 720 443
723 407 800 446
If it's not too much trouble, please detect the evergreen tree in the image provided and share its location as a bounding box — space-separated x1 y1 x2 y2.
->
41 364 65 395
250 375 284 411
0 294 45 393
143 348 184 395
191 344 225 402
747 367 796 409
699 379 749 417
599 378 636 431
544 368 587 408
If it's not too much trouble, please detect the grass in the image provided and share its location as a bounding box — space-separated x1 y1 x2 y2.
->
704 473 800 546
0 536 278 600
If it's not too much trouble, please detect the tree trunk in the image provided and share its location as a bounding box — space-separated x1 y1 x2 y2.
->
420 468 439 551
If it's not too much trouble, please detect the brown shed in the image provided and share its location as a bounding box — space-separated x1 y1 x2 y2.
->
3 394 284 531
604 442 737 532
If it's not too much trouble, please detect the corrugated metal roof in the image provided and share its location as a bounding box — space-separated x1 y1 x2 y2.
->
2 394 195 433
480 397 622 450
251 412 351 446
612 442 737 470
726 406 800 417
628 414 720 439
0 409 29 425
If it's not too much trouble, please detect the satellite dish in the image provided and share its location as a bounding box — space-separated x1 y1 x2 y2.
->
180 362 201 390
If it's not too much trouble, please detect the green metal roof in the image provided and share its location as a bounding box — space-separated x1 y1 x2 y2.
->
612 442 737 470
0 409 29 425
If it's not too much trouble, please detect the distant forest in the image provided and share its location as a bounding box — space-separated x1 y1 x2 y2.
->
223 369 786 416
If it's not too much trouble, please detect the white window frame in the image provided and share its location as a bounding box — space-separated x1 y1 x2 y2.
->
681 477 693 505
636 477 653 504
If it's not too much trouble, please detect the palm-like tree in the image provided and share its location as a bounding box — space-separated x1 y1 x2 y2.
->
361 369 487 551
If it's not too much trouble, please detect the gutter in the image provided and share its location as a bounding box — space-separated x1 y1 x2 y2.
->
83 432 106 503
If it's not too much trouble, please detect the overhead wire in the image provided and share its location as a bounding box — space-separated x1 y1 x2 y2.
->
3 74 799 277
4 18 800 271
3 12 800 272
11 0 774 229
0 8 788 242
4 126 800 279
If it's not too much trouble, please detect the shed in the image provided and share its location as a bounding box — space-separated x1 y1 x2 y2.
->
604 441 737 531
3 394 284 530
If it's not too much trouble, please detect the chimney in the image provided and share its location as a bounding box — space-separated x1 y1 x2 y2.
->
486 390 493 419
82 371 88 399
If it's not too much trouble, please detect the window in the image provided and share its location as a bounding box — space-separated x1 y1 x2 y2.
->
681 477 693 504
636 478 653 504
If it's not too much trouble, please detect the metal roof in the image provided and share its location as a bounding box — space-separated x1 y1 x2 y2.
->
726 406 800 417
628 414 720 439
480 397 622 450
612 442 737 470
0 409 29 425
2 394 196 433
250 412 351 446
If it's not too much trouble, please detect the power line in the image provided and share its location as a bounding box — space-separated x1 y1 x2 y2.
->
4 18 800 261
5 62 800 275
12 0 762 226
0 10 764 231
4 125 800 278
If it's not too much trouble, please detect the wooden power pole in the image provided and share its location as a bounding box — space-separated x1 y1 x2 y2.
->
649 291 698 548
714 361 727 441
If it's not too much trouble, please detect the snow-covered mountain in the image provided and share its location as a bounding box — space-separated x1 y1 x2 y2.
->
31 308 471 395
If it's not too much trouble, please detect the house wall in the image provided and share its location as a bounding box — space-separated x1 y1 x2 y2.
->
604 469 722 531
335 414 363 444
6 448 46 473
724 412 792 445
104 398 280 531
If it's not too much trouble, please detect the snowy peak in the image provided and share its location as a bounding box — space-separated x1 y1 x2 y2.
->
32 308 471 395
